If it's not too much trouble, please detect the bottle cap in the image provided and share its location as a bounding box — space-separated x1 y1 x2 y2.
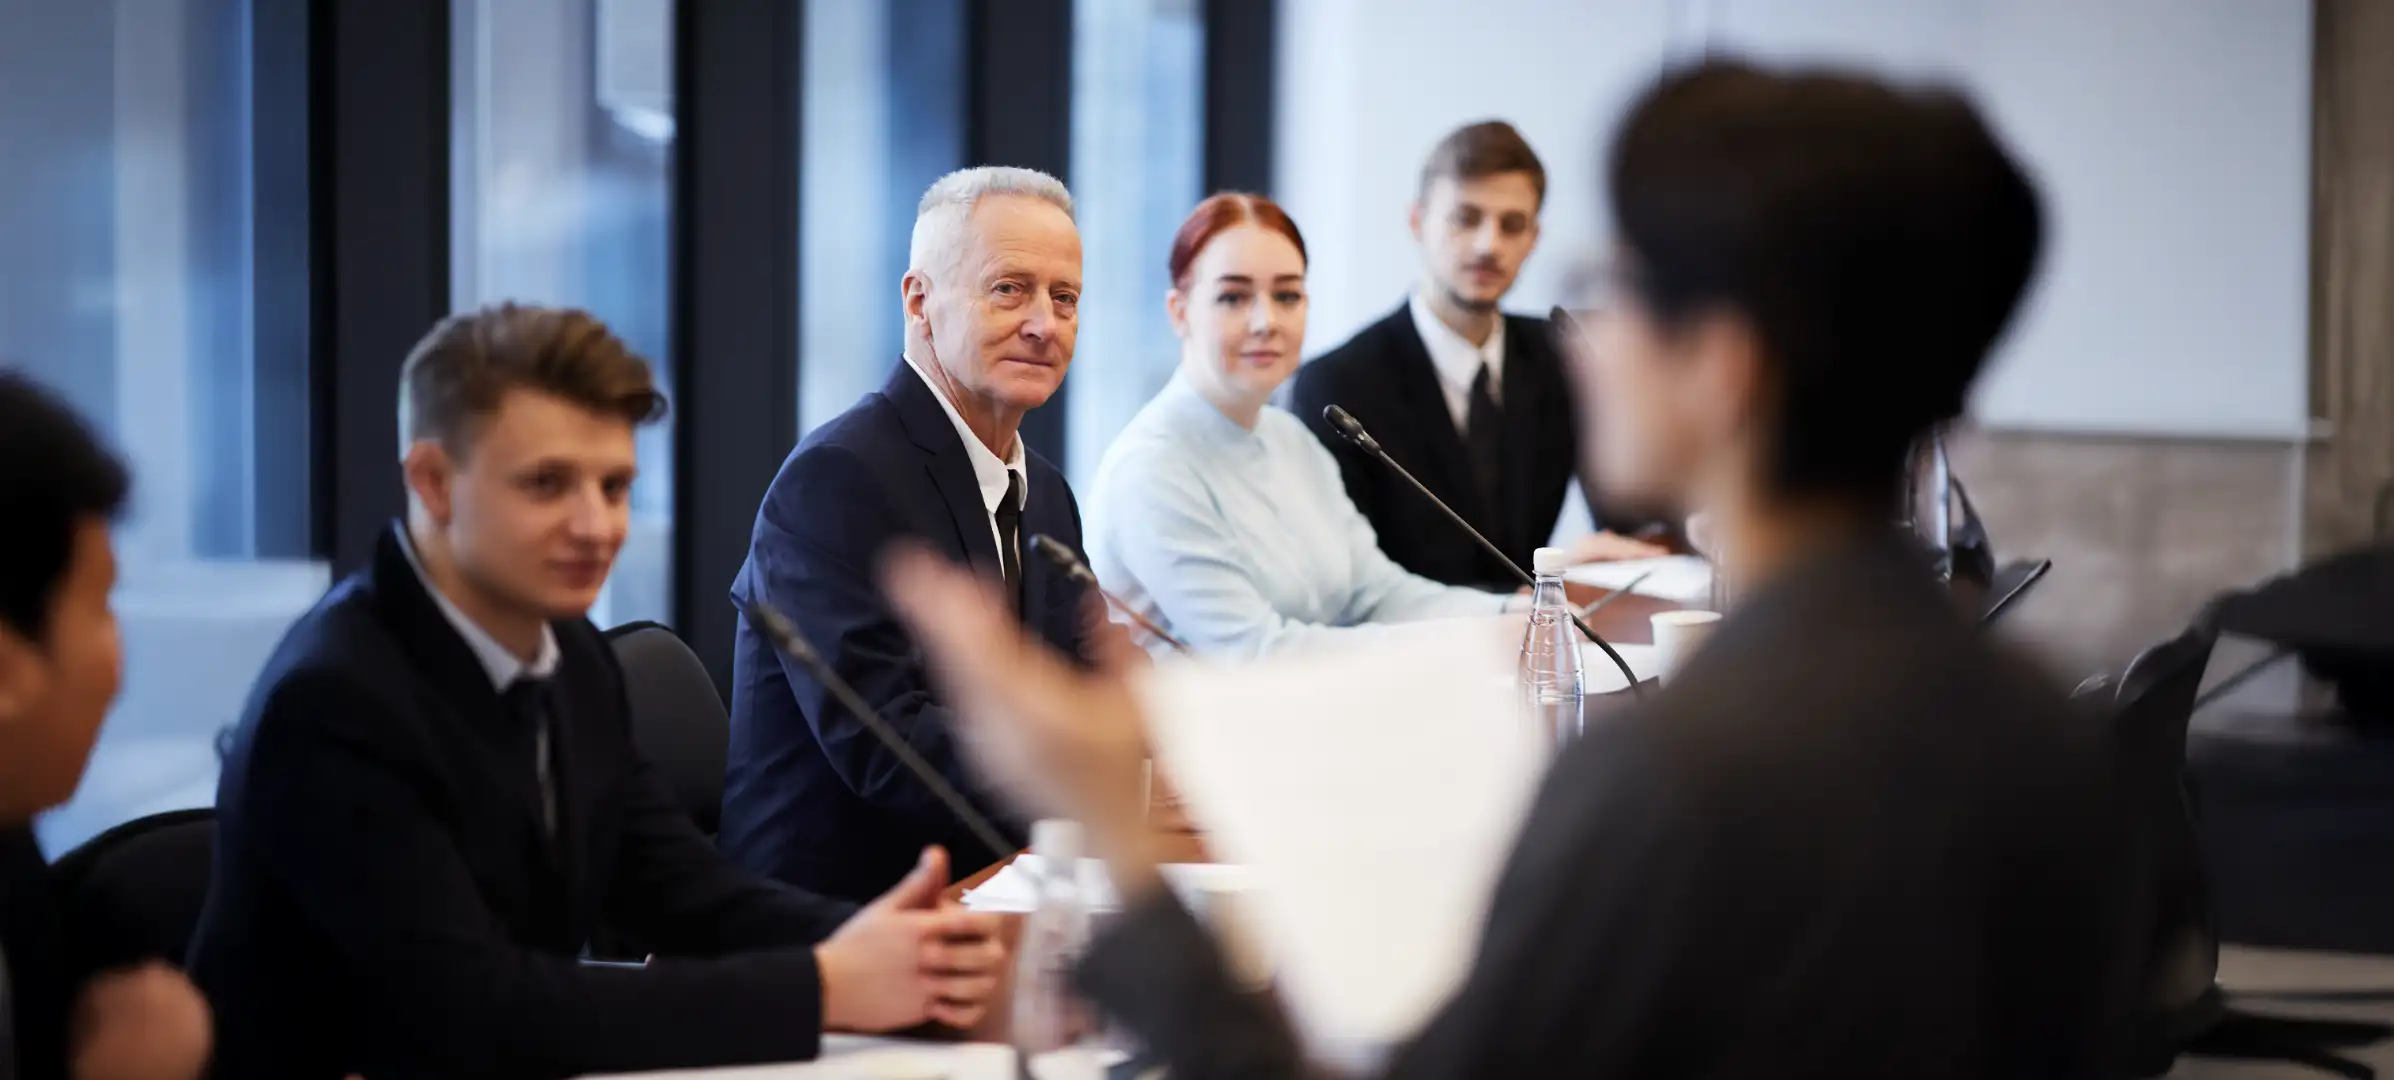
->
1533 546 1571 575
1029 819 1084 864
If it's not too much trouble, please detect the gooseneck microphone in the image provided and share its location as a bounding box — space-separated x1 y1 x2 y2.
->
1322 404 1646 697
1028 533 1195 656
735 595 1018 862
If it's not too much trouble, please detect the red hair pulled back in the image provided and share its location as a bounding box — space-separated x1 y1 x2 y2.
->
1167 192 1308 290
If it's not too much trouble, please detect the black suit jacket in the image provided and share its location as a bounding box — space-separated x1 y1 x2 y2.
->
1076 535 2143 1079
187 526 857 1080
1292 305 1673 589
722 364 1092 902
1 827 68 1080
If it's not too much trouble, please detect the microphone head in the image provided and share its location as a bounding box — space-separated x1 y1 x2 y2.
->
1321 405 1381 454
1029 533 1100 586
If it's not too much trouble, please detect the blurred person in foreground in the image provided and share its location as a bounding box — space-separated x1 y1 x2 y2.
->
1083 193 1514 659
880 59 2141 1079
0 373 212 1080
1290 120 1669 589
187 307 1003 1080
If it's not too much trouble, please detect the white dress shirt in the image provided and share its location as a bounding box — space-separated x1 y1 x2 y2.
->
1408 291 1508 434
903 354 1028 560
395 527 561 689
1086 373 1512 659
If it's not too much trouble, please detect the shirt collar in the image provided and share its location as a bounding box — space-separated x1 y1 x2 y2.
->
1408 291 1507 399
395 526 562 691
1155 370 1268 455
903 353 1028 518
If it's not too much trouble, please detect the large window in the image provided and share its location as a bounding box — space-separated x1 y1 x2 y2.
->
1066 0 1204 488
797 0 964 437
451 0 675 630
3 0 325 854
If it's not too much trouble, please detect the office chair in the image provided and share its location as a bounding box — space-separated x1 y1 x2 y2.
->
2106 626 2391 1078
605 621 729 837
49 808 216 971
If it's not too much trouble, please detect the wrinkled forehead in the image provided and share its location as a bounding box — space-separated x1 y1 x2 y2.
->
955 196 1081 274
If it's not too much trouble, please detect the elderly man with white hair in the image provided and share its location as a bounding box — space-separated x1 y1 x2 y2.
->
723 166 1097 902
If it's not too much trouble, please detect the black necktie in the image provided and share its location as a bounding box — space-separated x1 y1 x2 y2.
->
1466 362 1511 553
994 469 1025 610
502 678 558 841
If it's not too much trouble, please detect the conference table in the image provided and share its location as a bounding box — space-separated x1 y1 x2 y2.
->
934 582 1686 1047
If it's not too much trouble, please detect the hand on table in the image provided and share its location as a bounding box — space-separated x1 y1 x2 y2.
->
880 545 1167 893
1565 529 1670 564
816 846 1007 1033
71 962 212 1080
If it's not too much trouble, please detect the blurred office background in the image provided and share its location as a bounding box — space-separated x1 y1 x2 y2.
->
2 0 2386 858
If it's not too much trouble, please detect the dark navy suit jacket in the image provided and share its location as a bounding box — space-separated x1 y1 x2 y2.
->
723 364 1092 902
189 526 856 1080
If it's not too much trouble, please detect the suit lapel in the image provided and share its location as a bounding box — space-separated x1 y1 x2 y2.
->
366 525 575 916
1382 308 1494 534
883 364 1005 582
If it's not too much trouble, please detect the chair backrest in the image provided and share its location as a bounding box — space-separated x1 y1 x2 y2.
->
49 808 216 970
2108 626 2224 1056
1979 558 2053 626
606 621 728 836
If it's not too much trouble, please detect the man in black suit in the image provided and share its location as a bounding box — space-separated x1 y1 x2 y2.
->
187 306 1005 1080
881 61 2143 1079
1290 121 1667 589
0 374 211 1080
722 167 1095 902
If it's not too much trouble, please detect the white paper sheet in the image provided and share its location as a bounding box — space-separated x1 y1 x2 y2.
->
959 856 1253 916
1563 554 1715 604
1134 617 1547 1062
1580 641 1658 693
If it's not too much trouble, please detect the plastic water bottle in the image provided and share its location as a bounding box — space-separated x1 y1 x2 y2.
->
1012 820 1104 1079
1520 546 1586 747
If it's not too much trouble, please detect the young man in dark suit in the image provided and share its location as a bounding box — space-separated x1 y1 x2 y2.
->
1290 121 1667 590
187 306 1005 1080
883 60 2141 1079
722 167 1096 903
0 374 212 1080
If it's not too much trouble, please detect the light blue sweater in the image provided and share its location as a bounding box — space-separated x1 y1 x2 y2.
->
1085 372 1511 658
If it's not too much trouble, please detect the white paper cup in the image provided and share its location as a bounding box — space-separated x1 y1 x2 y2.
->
1650 609 1723 684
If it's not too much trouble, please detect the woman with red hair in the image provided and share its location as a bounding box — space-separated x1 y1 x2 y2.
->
1083 194 1513 658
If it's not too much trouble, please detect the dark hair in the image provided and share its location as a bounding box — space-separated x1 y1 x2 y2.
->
398 303 667 456
1167 193 1309 290
1420 120 1548 206
1608 59 2042 504
0 372 131 644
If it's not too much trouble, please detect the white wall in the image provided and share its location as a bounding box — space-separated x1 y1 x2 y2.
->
1276 0 2314 440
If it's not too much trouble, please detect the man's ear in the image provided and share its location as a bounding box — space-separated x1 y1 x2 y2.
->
1407 201 1427 244
1689 311 1767 442
401 440 458 525
0 624 47 729
903 270 933 335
